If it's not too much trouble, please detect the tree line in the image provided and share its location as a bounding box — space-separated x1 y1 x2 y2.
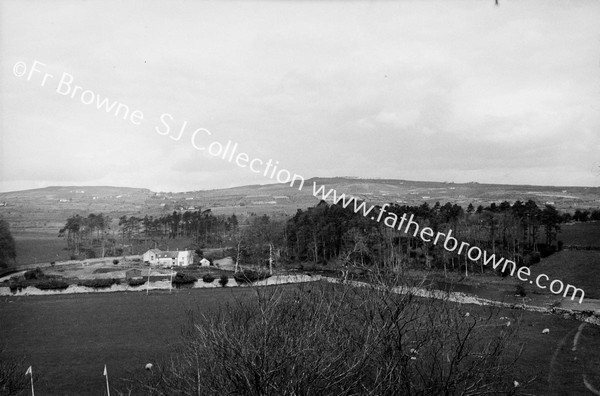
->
58 210 239 258
285 199 574 276
58 200 598 276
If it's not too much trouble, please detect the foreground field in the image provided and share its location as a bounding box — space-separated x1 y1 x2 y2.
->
0 283 599 395
0 287 257 395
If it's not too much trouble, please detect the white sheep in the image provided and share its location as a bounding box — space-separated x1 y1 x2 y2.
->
145 363 153 371
542 328 550 334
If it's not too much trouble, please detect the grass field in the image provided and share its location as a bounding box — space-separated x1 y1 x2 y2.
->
558 221 600 247
532 250 600 300
12 231 230 267
0 287 257 395
0 283 599 395
13 233 72 266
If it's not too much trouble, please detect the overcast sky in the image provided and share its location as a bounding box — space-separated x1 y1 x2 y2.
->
1 0 599 193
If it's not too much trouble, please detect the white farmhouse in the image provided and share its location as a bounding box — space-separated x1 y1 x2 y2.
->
142 249 194 267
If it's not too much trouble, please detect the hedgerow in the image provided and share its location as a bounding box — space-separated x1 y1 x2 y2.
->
77 278 119 289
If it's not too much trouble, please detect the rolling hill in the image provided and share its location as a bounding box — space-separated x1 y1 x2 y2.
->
1 177 599 235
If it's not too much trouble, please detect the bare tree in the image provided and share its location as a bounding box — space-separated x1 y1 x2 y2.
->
135 274 532 396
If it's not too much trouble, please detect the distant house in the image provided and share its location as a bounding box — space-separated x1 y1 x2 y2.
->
142 249 194 267
199 258 210 267
142 249 161 264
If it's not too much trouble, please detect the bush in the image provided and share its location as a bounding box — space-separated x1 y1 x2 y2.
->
172 272 197 285
202 274 215 283
233 269 271 284
537 245 555 259
23 268 44 280
8 278 27 293
36 279 69 290
127 278 146 287
113 259 120 265
218 274 229 287
139 281 528 395
77 278 117 289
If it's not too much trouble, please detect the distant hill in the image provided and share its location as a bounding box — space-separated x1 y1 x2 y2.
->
1 178 599 235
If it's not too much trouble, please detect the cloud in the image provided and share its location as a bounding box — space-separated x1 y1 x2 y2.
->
1 0 599 192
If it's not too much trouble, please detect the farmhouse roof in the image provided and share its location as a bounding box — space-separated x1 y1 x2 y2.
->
158 251 180 259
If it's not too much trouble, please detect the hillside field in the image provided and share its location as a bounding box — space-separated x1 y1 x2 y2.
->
532 250 600 300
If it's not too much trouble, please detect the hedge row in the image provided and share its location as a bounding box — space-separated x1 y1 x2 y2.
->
77 278 120 289
127 278 147 287
172 273 198 285
233 270 271 284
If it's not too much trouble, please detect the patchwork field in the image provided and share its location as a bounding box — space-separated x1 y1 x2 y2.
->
0 283 599 395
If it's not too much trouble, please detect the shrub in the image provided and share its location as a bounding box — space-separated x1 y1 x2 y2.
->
77 278 117 289
172 272 197 285
537 245 555 259
202 274 215 283
113 259 120 265
8 278 27 293
233 269 270 284
218 274 229 287
139 281 528 395
36 279 69 290
127 278 146 287
23 268 44 280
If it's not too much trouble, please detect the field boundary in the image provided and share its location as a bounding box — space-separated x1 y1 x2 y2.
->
3 272 598 327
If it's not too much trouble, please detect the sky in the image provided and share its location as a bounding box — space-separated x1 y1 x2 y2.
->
1 0 599 193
